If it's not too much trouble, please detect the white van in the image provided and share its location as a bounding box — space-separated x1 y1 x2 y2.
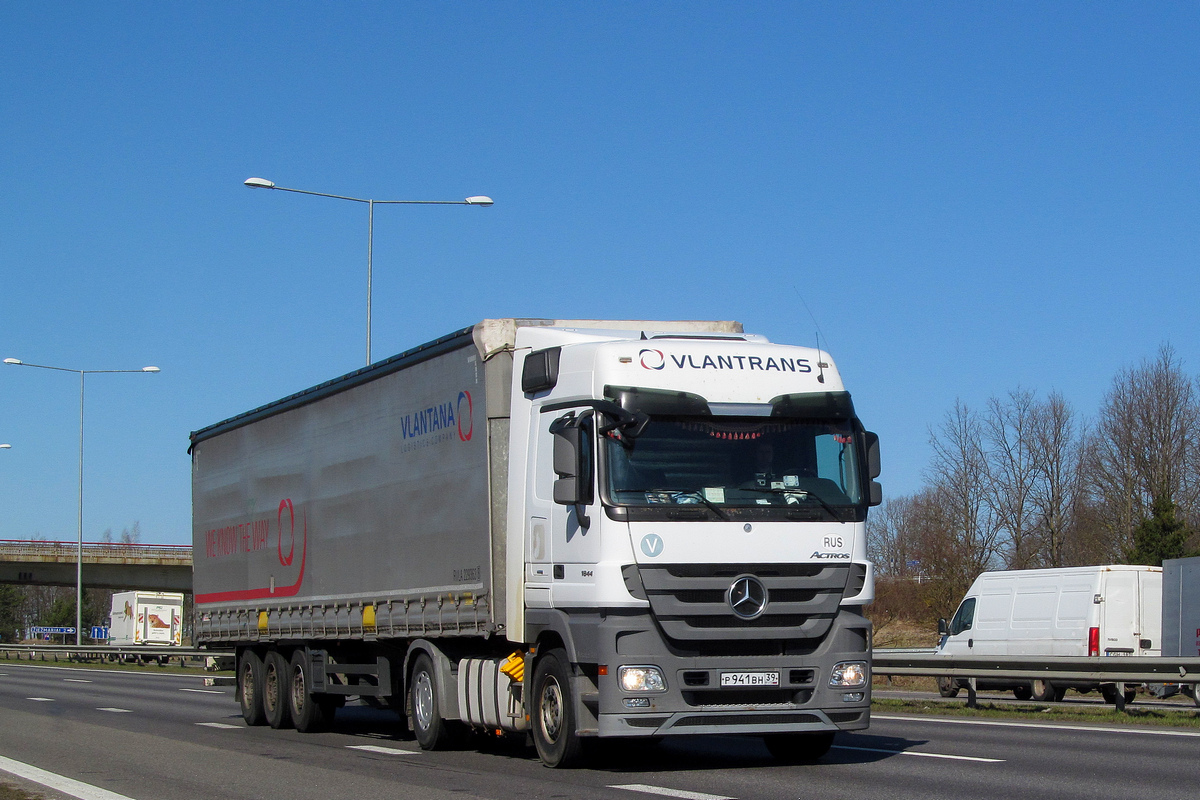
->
936 565 1162 703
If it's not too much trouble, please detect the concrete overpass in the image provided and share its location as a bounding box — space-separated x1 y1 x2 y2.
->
0 540 192 592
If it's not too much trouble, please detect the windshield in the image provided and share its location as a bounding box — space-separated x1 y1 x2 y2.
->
603 415 865 510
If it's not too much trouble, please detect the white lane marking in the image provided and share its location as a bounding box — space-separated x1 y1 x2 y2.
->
27 697 54 702
0 752 136 800
346 745 420 756
610 785 736 800
64 679 93 683
179 688 224 694
196 722 241 729
834 745 1003 763
97 708 132 713
874 713 1200 738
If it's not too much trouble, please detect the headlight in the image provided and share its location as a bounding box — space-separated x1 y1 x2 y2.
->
829 661 868 688
618 666 666 692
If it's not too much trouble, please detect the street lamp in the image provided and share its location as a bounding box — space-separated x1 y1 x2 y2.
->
3 358 160 645
244 177 494 366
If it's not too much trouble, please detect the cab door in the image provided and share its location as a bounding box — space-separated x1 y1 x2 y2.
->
526 407 599 603
939 596 977 655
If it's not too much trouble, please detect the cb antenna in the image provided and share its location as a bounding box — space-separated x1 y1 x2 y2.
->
793 285 829 384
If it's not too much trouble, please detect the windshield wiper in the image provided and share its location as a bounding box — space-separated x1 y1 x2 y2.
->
646 489 730 521
739 486 846 523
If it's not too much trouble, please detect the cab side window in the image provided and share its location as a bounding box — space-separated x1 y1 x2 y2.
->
948 597 976 636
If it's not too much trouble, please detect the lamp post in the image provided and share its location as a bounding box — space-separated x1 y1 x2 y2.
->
244 177 494 366
3 358 160 645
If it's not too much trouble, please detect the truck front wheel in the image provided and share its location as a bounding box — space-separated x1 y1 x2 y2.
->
263 650 294 729
409 653 458 750
531 649 584 768
238 650 266 726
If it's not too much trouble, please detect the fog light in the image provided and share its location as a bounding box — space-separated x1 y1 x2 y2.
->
623 697 651 708
829 661 868 688
843 692 865 702
618 666 666 692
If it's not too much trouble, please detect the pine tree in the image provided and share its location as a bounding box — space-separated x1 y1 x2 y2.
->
1126 496 1190 566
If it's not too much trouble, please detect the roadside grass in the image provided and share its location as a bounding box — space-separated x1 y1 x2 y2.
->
873 696 1200 728
0 785 38 800
0 652 232 677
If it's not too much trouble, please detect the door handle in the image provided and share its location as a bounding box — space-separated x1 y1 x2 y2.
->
968 638 973 648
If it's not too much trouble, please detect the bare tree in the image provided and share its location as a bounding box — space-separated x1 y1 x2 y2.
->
983 388 1039 568
1083 345 1200 558
927 401 1003 587
1027 391 1082 567
867 495 918 578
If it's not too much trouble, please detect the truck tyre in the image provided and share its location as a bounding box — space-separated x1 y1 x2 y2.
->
288 650 332 733
1012 684 1033 701
409 653 456 750
1101 685 1137 706
936 677 959 698
531 648 584 768
237 650 267 726
763 731 836 763
263 650 294 729
1032 680 1064 702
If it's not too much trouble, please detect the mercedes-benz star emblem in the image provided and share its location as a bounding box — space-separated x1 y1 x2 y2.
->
726 575 768 620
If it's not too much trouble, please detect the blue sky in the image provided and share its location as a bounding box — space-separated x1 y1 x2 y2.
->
1 4 1197 546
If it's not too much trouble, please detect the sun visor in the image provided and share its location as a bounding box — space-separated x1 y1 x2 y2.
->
769 391 855 419
603 385 711 416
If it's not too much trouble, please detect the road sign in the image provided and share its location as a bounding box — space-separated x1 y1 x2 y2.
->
91 626 109 640
30 626 76 635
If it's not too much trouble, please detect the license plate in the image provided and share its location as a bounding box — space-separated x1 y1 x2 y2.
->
720 671 780 687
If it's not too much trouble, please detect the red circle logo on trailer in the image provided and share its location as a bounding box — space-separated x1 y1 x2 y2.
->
457 390 474 441
277 498 295 566
640 349 665 370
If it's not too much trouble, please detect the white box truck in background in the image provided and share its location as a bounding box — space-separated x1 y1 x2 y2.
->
108 591 184 646
936 565 1161 704
190 319 883 767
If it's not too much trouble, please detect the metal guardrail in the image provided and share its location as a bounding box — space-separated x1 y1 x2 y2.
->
872 648 1200 711
0 643 232 665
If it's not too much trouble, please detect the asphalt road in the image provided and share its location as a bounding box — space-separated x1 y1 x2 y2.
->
0 663 1196 800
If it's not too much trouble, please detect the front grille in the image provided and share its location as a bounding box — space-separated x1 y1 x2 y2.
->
683 689 811 706
636 563 850 642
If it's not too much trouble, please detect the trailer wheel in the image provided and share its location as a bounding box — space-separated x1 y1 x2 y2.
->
763 731 835 763
531 649 584 768
409 653 456 750
936 677 959 698
237 650 267 726
1012 684 1033 701
263 650 294 729
288 650 333 733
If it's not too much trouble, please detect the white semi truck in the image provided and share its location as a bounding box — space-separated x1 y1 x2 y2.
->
190 319 881 766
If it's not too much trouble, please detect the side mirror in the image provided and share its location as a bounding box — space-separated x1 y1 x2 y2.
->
549 413 593 527
937 618 948 636
864 431 882 506
864 432 881 479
